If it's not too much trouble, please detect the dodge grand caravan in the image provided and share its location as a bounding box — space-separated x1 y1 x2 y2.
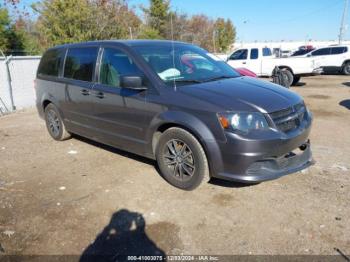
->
35 40 313 190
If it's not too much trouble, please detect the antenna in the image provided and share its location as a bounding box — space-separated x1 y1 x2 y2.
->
170 11 177 91
339 0 349 44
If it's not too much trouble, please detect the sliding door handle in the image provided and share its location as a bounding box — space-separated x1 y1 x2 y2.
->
81 89 90 96
94 91 105 99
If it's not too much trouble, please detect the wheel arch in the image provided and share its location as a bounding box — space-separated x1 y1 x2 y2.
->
275 66 294 75
40 95 66 121
342 59 350 66
148 111 225 177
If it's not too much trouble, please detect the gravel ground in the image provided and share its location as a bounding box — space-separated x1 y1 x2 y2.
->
0 75 349 258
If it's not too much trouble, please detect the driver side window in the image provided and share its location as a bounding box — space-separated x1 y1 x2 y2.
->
99 48 142 87
229 49 248 60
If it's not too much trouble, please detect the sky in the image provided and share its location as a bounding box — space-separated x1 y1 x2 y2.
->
18 0 350 42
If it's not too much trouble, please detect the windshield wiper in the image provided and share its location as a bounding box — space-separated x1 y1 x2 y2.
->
202 75 234 82
173 79 203 83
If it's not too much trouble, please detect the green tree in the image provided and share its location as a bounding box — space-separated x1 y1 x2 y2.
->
224 19 236 51
144 0 170 38
214 18 236 52
0 7 10 52
33 0 141 50
138 26 161 39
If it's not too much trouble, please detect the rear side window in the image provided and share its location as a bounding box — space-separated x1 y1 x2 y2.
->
312 48 331 56
331 47 348 54
64 47 98 82
262 48 272 56
37 49 65 77
250 48 259 59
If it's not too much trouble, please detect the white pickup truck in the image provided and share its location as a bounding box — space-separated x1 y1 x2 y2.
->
227 47 322 85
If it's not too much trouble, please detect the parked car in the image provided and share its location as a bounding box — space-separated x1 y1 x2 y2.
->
180 53 257 77
235 67 257 77
291 46 315 57
35 40 313 190
302 45 350 75
227 47 322 86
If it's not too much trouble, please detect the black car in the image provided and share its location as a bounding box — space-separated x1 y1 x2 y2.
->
35 40 313 190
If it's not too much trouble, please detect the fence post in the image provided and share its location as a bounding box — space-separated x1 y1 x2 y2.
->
0 49 15 112
4 56 15 111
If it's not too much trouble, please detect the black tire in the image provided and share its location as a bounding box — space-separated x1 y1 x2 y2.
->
292 76 301 86
282 69 294 87
44 103 71 141
342 62 350 75
156 127 209 190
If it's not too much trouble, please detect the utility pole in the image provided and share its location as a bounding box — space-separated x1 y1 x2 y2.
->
129 27 133 39
213 30 217 53
339 0 349 44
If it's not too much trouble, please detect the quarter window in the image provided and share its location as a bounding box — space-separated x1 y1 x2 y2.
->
37 49 65 77
331 47 347 55
262 48 272 56
64 47 98 82
99 48 142 87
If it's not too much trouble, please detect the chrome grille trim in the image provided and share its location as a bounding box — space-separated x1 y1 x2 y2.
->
269 102 306 133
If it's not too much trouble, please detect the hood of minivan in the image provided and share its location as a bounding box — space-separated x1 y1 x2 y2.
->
178 76 302 113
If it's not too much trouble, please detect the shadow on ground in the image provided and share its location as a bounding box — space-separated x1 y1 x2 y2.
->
209 178 257 188
343 82 350 87
339 100 350 110
80 209 166 262
73 134 156 167
294 82 306 87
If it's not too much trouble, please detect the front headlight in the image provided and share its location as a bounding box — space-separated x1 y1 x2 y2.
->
218 112 269 133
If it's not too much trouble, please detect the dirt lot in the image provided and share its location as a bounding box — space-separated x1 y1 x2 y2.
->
0 75 349 258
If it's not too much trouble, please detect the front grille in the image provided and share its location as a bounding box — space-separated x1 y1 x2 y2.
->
269 103 306 133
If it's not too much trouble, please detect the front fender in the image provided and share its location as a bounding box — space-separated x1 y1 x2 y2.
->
145 110 226 176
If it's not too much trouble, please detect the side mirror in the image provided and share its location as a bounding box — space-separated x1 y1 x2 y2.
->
120 76 147 90
307 54 312 57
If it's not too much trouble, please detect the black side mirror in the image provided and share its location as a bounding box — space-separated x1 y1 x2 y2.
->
120 76 147 90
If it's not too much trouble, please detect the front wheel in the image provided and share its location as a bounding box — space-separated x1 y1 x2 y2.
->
281 69 294 87
342 62 350 75
156 127 209 190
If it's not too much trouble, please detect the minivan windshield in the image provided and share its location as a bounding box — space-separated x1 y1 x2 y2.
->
134 44 241 87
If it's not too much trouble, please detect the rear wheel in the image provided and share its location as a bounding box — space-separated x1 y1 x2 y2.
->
342 62 350 75
44 103 71 141
156 127 209 190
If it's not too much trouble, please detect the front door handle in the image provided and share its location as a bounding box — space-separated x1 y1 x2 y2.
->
81 89 90 96
94 91 105 99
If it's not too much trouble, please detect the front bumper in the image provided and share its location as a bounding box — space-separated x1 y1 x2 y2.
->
215 141 314 183
208 117 313 183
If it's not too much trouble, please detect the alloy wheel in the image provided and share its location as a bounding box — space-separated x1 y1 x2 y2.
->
163 139 195 181
47 109 60 137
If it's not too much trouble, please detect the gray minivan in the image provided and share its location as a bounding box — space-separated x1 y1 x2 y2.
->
35 40 313 190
